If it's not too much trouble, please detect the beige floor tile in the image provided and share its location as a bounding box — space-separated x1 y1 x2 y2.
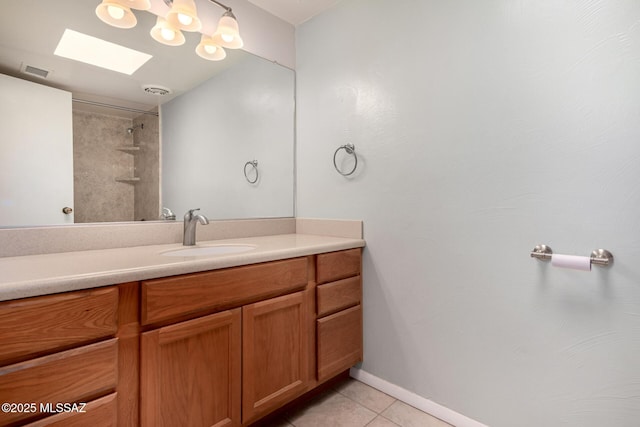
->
382 401 453 427
262 418 295 427
366 415 401 427
286 391 377 427
335 378 396 414
249 412 296 426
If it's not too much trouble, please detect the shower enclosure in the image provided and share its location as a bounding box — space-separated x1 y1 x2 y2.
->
72 103 160 223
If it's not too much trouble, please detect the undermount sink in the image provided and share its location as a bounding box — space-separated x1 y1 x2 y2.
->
161 244 256 257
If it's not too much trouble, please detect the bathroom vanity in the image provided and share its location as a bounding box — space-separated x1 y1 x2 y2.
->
0 234 364 427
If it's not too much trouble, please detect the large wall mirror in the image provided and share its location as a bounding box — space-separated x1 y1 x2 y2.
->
0 0 295 227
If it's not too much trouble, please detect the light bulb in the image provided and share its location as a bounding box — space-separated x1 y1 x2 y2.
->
177 13 193 26
204 45 217 54
107 5 125 19
161 28 176 41
221 33 234 43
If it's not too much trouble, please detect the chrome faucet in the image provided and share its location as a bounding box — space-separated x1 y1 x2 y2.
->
183 208 209 246
160 207 176 220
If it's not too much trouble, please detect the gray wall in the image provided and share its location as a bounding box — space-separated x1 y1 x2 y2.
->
296 1 640 426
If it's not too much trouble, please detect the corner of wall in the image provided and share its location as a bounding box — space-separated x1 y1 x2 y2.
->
296 218 363 239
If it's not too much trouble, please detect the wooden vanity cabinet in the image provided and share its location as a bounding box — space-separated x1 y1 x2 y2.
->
139 257 311 427
0 247 363 427
315 249 363 383
0 284 136 427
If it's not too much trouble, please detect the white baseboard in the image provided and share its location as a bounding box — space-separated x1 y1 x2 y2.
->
349 368 489 427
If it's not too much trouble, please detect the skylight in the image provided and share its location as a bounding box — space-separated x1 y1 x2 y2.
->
54 29 152 75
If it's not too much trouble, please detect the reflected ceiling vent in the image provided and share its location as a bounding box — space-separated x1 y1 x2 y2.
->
142 84 172 96
21 63 50 79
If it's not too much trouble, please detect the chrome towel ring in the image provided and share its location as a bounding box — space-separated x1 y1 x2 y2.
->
244 160 259 184
333 144 358 176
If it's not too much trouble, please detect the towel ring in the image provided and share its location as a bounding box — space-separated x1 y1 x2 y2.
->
244 160 258 184
333 144 358 176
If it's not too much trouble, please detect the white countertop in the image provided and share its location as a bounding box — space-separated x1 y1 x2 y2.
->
0 233 365 302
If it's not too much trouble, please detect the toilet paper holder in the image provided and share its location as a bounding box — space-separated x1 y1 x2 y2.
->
530 245 613 267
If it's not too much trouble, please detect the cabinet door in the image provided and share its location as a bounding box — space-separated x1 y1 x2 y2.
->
242 291 310 424
140 309 241 427
317 305 363 382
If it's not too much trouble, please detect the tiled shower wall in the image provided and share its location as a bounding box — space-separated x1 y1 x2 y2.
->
72 110 159 223
72 110 134 223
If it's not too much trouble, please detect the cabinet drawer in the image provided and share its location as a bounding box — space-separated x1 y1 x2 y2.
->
142 257 307 325
317 305 363 382
0 287 118 365
317 276 361 317
0 339 118 426
24 393 117 427
316 249 361 284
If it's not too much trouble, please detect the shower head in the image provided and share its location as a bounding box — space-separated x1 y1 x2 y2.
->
127 123 144 134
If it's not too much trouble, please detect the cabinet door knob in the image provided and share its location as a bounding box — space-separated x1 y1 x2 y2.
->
62 207 73 214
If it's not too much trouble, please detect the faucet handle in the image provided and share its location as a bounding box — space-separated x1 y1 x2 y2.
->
185 208 201 219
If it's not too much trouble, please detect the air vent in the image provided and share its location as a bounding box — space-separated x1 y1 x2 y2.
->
142 84 172 96
21 64 50 79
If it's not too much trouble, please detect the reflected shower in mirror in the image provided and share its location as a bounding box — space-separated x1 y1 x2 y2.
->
72 104 160 223
0 0 295 227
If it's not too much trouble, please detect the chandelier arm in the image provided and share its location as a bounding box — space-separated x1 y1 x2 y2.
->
162 0 232 13
208 0 232 13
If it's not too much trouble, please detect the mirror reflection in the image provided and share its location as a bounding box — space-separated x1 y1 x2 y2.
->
72 103 160 223
0 0 295 227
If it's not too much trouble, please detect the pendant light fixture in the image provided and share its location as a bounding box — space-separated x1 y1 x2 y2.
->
150 16 186 46
96 0 243 61
96 0 138 29
211 10 243 49
166 0 202 32
96 0 151 28
127 0 151 8
195 35 226 61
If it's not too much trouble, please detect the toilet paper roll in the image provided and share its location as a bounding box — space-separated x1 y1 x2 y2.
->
551 254 591 271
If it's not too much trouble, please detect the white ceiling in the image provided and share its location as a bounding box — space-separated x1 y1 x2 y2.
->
247 0 340 26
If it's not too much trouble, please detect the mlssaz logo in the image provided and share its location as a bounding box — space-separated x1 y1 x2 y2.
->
39 402 87 413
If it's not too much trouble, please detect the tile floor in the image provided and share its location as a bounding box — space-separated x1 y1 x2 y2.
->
267 378 454 427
